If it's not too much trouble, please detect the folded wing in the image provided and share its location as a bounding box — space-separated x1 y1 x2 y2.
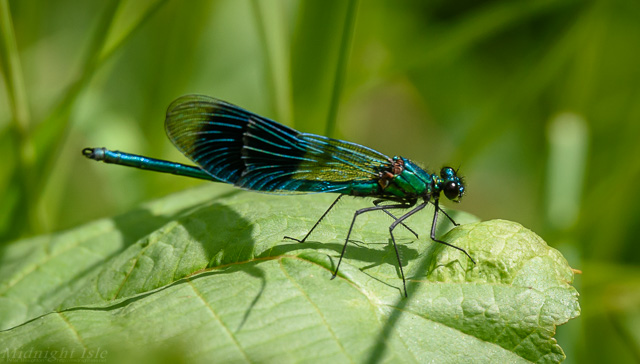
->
165 95 391 193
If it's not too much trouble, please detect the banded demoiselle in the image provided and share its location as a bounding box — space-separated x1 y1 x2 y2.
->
83 95 474 296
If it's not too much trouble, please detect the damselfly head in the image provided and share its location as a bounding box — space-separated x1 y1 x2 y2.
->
440 166 464 202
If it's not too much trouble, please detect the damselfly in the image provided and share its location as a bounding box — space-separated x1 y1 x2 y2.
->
83 95 474 296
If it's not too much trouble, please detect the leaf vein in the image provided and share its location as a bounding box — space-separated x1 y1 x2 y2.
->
186 278 252 362
278 257 354 363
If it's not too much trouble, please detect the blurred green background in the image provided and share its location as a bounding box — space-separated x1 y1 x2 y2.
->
1 0 639 362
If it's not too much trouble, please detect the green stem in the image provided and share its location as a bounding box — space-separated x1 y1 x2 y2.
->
0 0 167 239
98 0 169 64
0 0 36 235
0 0 30 134
30 0 168 225
251 0 293 123
33 0 121 162
325 0 358 138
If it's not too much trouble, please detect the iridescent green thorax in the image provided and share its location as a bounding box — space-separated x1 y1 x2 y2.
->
378 157 433 199
378 157 464 202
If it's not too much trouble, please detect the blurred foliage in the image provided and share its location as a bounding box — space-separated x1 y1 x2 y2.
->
0 0 639 362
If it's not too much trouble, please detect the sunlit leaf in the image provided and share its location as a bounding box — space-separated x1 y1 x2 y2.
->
0 186 579 363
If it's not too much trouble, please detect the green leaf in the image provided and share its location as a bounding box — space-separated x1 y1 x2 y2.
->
0 185 579 363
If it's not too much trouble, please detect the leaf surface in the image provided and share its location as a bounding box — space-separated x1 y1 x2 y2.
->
0 185 580 363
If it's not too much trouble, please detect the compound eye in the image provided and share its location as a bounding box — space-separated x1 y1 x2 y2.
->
444 181 459 200
440 167 455 178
